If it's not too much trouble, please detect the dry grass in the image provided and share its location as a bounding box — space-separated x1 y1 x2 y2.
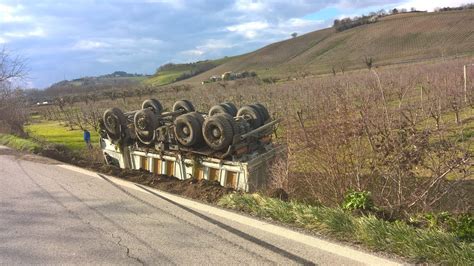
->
32 56 474 214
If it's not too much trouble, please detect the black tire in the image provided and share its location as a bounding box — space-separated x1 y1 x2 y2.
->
249 104 266 123
134 109 157 145
218 113 240 135
173 99 195 112
254 103 270 122
188 112 204 125
103 108 127 137
222 102 238 116
174 112 204 147
209 104 231 116
202 114 234 150
142 99 163 115
237 105 263 129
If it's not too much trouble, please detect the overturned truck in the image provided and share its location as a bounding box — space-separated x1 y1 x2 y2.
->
99 99 283 191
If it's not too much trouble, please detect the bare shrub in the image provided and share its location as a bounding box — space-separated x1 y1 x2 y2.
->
0 48 28 136
28 57 473 215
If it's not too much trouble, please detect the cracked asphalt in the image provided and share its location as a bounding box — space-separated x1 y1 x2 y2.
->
0 146 366 265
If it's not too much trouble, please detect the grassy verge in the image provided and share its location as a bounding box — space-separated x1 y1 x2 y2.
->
25 120 99 152
218 193 473 264
0 134 41 153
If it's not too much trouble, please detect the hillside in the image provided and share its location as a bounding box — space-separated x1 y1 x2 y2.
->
144 57 234 86
187 9 474 82
45 71 148 95
49 71 147 89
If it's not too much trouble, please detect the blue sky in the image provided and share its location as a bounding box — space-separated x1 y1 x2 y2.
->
0 0 468 88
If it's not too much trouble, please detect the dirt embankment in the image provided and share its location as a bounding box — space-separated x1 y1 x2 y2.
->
94 164 234 203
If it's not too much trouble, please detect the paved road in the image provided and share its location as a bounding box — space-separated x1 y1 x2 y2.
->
0 146 397 265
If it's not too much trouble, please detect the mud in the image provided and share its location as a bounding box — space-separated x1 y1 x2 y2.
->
89 164 234 203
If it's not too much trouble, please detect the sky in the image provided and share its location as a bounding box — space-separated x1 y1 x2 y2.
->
0 0 470 88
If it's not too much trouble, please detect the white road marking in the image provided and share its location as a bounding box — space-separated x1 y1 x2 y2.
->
57 164 401 265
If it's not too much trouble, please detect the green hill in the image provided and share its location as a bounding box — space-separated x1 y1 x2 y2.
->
45 71 148 96
144 57 234 86
48 71 147 89
186 9 474 83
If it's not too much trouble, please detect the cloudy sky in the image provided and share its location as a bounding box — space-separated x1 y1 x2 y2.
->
0 0 469 88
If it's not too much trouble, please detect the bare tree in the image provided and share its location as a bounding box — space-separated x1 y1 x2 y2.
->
0 48 28 136
364 56 374 70
0 48 27 83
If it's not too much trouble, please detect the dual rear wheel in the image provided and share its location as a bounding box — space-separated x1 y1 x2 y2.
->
103 99 270 151
174 112 204 147
202 114 235 151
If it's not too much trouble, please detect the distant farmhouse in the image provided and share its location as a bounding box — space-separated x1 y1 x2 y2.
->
202 71 257 84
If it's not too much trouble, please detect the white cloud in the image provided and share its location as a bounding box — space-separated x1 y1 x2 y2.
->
396 0 471 11
225 17 324 41
198 39 234 50
0 3 30 23
72 40 110 50
144 0 185 9
0 3 15 13
180 39 235 60
4 27 45 38
0 27 45 43
96 58 113 63
227 21 270 38
234 0 267 12
286 18 323 28
0 3 45 43
71 37 162 51
180 49 205 56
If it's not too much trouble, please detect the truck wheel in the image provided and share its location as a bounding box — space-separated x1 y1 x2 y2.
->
254 103 270 122
209 104 232 116
250 104 267 123
203 114 234 150
217 113 240 135
237 105 263 130
174 113 204 147
142 99 163 115
134 109 158 145
222 102 238 116
173 99 195 112
103 108 127 138
188 112 204 125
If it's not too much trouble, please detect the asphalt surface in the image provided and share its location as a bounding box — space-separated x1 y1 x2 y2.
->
0 146 388 265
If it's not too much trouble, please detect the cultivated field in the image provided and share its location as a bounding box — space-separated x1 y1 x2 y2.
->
1 4 473 265
187 9 474 83
30 57 473 216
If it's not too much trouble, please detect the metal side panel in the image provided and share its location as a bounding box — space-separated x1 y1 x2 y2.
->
100 139 284 192
100 138 128 169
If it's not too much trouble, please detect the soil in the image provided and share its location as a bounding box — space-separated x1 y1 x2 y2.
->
37 145 234 204
92 164 234 203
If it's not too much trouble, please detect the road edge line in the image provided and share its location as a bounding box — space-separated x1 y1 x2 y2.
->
56 164 401 265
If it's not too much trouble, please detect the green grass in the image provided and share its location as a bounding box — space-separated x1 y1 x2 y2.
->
25 120 99 152
218 193 474 264
145 57 235 85
144 70 184 86
0 134 41 153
